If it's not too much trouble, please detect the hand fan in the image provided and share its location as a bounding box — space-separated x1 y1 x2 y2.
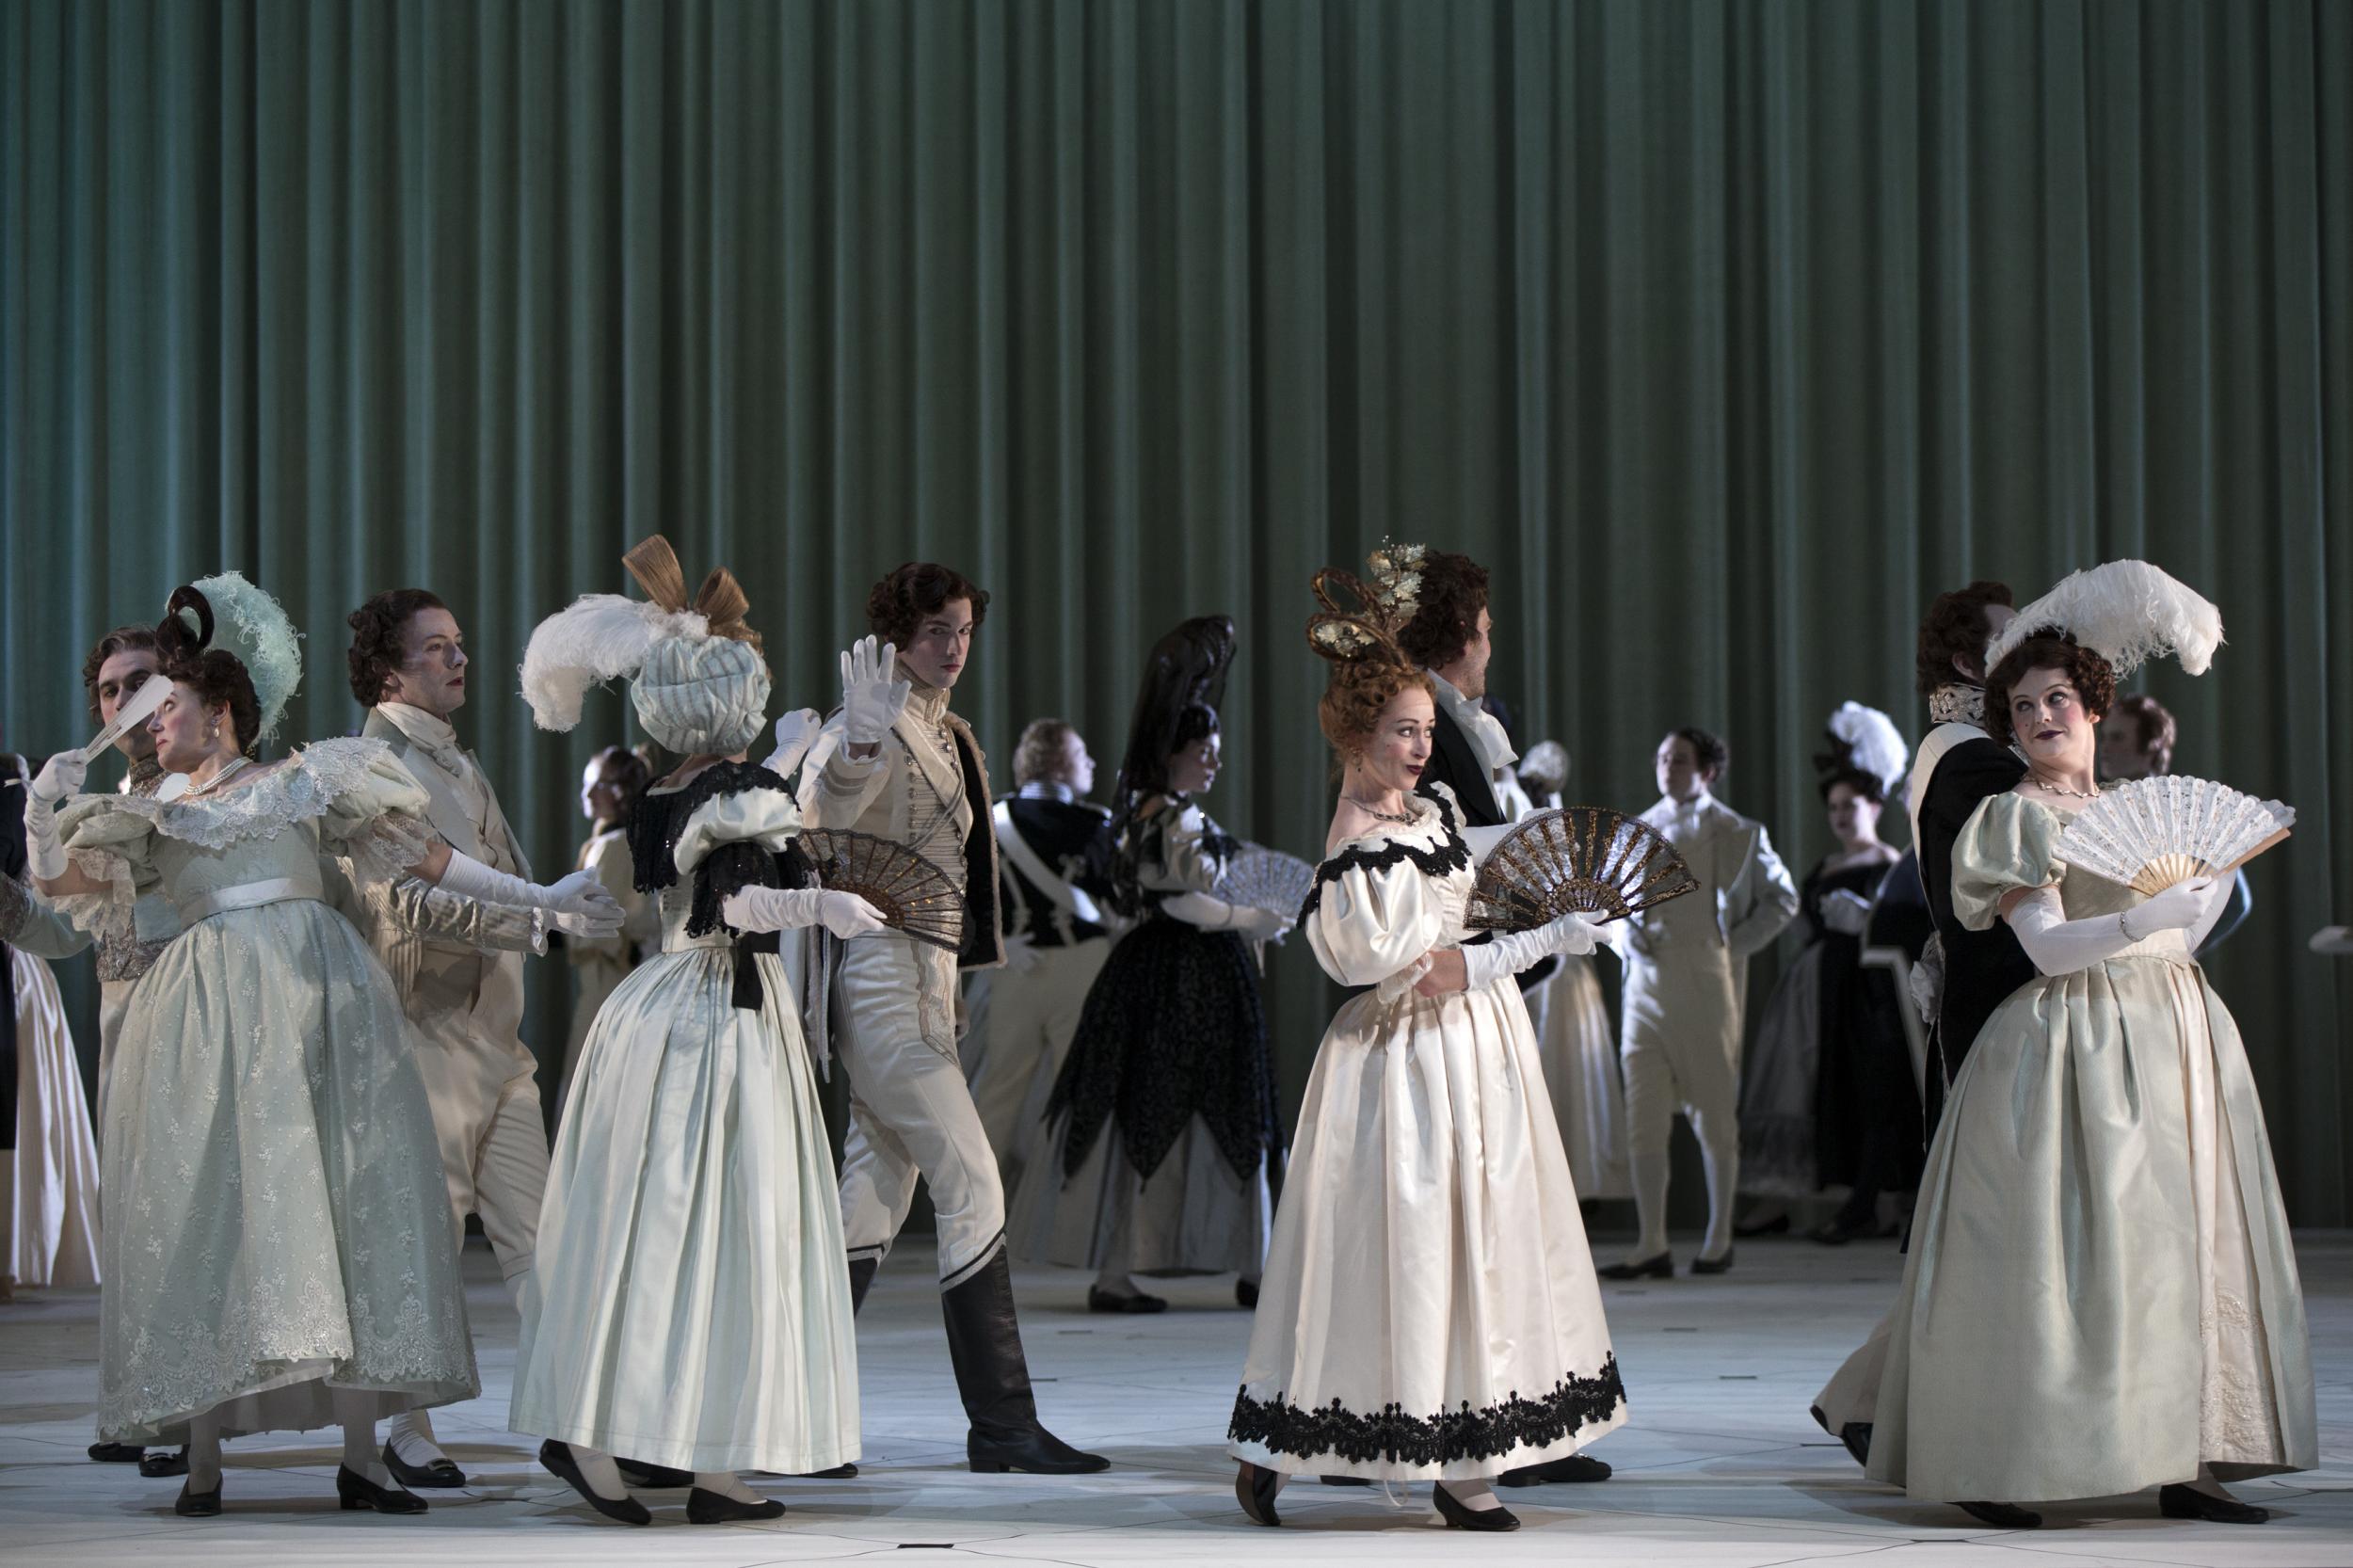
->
793 827 966 952
77 677 171 763
1216 842 1318 920
1464 807 1700 931
2055 776 2293 894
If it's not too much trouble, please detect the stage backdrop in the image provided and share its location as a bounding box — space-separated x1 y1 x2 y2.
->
6 1 2348 1217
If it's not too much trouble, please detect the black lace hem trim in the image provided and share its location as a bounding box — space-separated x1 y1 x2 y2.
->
1297 792 1470 920
627 761 793 894
1226 1353 1625 1468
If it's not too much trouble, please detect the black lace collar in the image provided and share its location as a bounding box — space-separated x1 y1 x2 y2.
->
1297 790 1470 920
628 760 793 893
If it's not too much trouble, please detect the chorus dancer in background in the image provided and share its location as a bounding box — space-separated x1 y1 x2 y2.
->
1228 568 1624 1533
1867 565 2313 1528
1016 618 1287 1313
560 744 660 1106
509 538 871 1525
27 574 618 1517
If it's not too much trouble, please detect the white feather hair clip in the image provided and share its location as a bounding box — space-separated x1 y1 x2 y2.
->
519 594 708 732
1985 560 2224 679
1825 702 1909 795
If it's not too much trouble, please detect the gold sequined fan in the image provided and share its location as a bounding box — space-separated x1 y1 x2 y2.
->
1464 807 1700 931
794 828 966 952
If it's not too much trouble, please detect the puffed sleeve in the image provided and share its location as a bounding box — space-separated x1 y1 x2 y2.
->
303 737 440 883
1304 850 1450 990
54 793 162 935
676 784 805 940
1949 792 2064 932
1159 803 1231 894
0 875 96 960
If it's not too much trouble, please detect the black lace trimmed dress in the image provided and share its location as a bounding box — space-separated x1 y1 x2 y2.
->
1226 785 1625 1481
1009 798 1275 1278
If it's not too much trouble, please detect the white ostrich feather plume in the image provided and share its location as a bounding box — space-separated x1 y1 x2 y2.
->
1986 560 2224 679
520 593 708 732
1828 702 1909 794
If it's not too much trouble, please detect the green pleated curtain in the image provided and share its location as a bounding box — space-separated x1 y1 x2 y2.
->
5 0 2348 1218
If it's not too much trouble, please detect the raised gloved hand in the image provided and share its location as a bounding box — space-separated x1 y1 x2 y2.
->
840 636 911 747
720 886 888 939
1462 911 1601 990
438 853 625 923
1819 889 1871 936
29 752 88 805
764 708 825 778
22 752 89 879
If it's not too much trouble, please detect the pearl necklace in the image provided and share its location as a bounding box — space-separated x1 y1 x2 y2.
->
2025 770 2099 801
180 755 253 798
1343 792 1419 824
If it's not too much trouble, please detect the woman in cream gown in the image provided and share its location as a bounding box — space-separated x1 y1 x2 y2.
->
1868 639 2313 1526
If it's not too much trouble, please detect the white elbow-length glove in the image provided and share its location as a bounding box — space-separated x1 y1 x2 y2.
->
1819 889 1872 936
2006 876 2213 977
763 708 825 777
1160 888 1289 942
24 752 88 878
439 851 623 933
840 636 912 746
719 886 888 939
1374 954 1436 1004
1461 911 1600 990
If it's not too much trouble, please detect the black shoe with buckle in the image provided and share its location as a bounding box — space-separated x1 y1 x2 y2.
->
382 1439 467 1489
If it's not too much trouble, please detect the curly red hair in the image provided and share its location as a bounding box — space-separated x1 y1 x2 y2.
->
1319 661 1436 766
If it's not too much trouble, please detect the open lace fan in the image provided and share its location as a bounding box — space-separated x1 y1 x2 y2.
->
2056 776 2294 895
794 828 965 952
1216 842 1318 920
1465 807 1701 931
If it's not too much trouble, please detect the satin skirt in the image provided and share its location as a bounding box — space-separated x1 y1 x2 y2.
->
512 944 859 1474
8 946 100 1288
1227 975 1625 1480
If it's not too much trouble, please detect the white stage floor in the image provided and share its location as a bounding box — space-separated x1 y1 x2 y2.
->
4 1231 2348 1566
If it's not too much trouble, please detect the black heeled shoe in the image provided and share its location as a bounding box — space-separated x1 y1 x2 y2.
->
1957 1499 2042 1528
382 1438 467 1488
139 1447 190 1478
1498 1452 1611 1485
1596 1252 1673 1280
1433 1482 1520 1531
1235 1461 1282 1527
1236 1277 1259 1309
173 1478 223 1516
1087 1285 1168 1314
336 1465 428 1514
538 1439 650 1526
1734 1211 1791 1238
1690 1247 1736 1275
687 1486 786 1524
88 1441 146 1464
616 1458 694 1489
2159 1483 2269 1524
968 1425 1110 1474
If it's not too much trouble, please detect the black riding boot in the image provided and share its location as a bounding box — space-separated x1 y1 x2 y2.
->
941 1249 1108 1475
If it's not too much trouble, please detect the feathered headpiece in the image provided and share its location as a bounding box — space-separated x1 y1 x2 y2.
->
1984 560 2224 680
160 571 305 743
1517 739 1570 798
520 536 771 755
1817 702 1909 796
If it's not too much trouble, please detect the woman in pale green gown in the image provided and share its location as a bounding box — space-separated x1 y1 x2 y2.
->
1867 635 2313 1528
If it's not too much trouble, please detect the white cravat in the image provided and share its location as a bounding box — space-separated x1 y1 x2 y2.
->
376 700 470 778
1425 669 1517 778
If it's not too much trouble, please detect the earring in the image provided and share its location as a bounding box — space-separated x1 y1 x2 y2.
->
208 722 219 743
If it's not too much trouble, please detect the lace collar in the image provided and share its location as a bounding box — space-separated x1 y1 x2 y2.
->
99 737 392 851
1928 683 1986 728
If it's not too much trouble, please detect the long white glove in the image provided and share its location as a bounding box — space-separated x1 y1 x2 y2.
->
24 752 88 878
2005 876 2213 977
720 886 887 939
439 851 622 924
549 903 627 939
1461 911 1599 990
840 636 911 746
1374 953 1435 1004
1161 888 1289 940
1819 889 1872 936
763 708 824 777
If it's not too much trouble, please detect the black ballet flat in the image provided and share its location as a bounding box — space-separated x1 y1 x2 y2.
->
1236 1277 1259 1309
688 1486 786 1524
88 1441 146 1464
1087 1285 1168 1314
797 1463 858 1479
1433 1483 1520 1531
173 1478 223 1517
1235 1461 1282 1527
1321 1473 1373 1485
382 1439 467 1489
1689 1247 1736 1276
616 1458 694 1489
2159 1483 2269 1524
1596 1253 1673 1280
1957 1499 2042 1528
538 1439 650 1526
139 1447 190 1478
1498 1452 1612 1485
336 1464 428 1514
1734 1212 1791 1238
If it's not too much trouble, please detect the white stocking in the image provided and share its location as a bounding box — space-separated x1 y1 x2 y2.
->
694 1470 762 1503
1438 1477 1502 1512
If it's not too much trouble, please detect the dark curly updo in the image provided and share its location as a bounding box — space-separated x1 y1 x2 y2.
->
1395 551 1489 671
154 587 263 757
346 587 449 706
867 563 990 648
1983 633 2117 747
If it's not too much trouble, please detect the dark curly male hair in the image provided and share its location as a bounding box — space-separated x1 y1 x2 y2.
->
346 588 450 706
1671 725 1730 778
1983 634 2118 748
867 563 990 648
1395 551 1489 671
80 624 161 723
1914 580 2015 696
